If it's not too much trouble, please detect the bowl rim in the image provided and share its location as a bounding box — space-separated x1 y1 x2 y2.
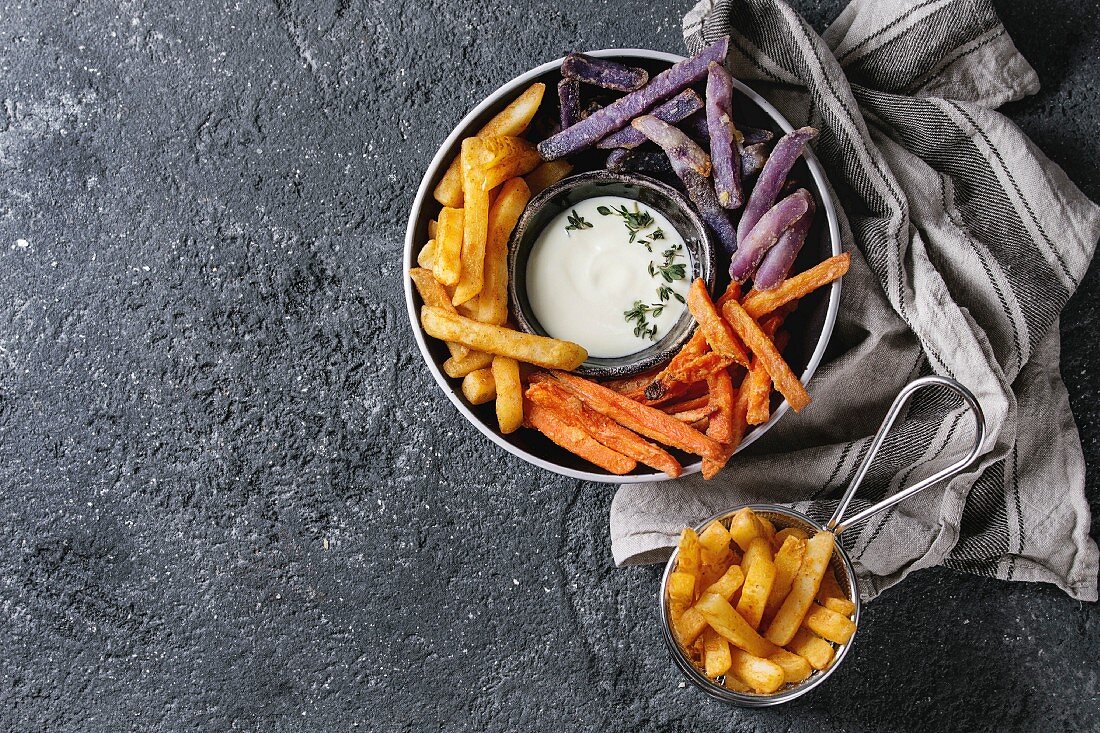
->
403 48 844 484
658 505 862 705
506 168 716 379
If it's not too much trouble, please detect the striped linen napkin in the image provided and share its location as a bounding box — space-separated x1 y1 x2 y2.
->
610 0 1099 600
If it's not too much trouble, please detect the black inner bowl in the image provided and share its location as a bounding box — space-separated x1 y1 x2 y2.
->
507 171 716 379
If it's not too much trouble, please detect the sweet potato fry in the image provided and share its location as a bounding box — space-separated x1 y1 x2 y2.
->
660 394 711 414
476 178 530 325
737 538 776 628
804 603 857 645
443 350 494 378
747 330 789 425
786 628 834 671
727 648 785 694
433 82 545 207
721 299 811 412
492 357 523 434
524 401 636 474
550 371 725 461
687 278 749 366
524 160 573 196
453 139 491 305
763 535 806 625
670 407 713 424
421 307 587 369
461 368 496 404
695 593 778 658
701 369 735 479
765 531 835 646
768 648 813 684
703 628 733 677
432 207 464 287
603 364 665 398
741 253 851 319
409 267 471 361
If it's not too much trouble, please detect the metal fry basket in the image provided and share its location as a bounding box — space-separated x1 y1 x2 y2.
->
659 375 987 705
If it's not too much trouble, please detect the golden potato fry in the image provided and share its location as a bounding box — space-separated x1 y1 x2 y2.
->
461 368 496 404
492 356 522 434
728 508 766 552
442 350 494 378
767 648 813 684
418 238 437 269
524 159 573 195
703 628 733 677
432 82 546 207
455 296 480 319
409 267 471 362
667 571 696 621
432 207 464 287
822 596 857 617
804 603 857 645
786 628 835 671
774 526 809 549
698 520 734 587
727 648 785 694
816 569 857 616
676 528 702 586
476 178 530 325
427 219 438 239
671 566 744 647
737 538 776 629
763 535 806 625
420 307 587 369
694 593 778 659
482 139 541 191
757 516 776 543
723 672 753 693
765 532 835 646
453 139 490 305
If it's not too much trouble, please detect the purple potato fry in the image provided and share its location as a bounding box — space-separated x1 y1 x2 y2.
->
706 62 742 210
606 147 677 178
754 196 816 289
682 111 710 147
740 125 774 146
632 115 738 256
729 188 813 282
596 90 704 149
737 126 817 243
561 53 649 92
742 142 769 178
581 100 602 119
538 37 730 160
558 78 581 130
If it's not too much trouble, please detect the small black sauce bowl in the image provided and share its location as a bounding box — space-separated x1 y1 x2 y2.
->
507 170 716 380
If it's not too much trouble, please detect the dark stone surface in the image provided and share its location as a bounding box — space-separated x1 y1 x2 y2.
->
0 0 1096 730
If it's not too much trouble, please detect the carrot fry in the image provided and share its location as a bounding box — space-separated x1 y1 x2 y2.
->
550 371 726 461
721 299 811 412
741 253 850 320
687 278 750 367
523 401 636 474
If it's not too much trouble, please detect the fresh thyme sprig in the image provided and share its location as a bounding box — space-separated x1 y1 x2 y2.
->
656 283 686 304
564 209 593 232
597 203 655 243
623 300 662 340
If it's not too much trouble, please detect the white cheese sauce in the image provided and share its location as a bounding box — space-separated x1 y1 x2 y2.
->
525 195 691 358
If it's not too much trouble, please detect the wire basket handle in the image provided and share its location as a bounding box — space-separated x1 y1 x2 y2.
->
826 375 987 535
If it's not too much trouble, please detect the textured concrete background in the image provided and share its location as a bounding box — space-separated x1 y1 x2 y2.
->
0 0 1096 730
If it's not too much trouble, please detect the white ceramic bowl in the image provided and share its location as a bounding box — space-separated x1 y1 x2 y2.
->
404 49 843 483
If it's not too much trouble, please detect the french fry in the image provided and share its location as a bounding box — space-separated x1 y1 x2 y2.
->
757 516 777 543
786 628 835 671
417 238 437 269
816 570 858 616
699 520 734 589
701 369 735 479
727 648 785 694
442 350 494 378
822 596 858 617
421 307 587 370
704 565 745 599
763 536 807 624
724 672 753 693
728 508 766 552
767 648 813 684
804 603 857 645
667 572 696 621
453 139 491 305
408 267 470 361
737 538 776 628
476 178 530 325
492 357 522 434
676 528 702 586
694 593 778 658
687 278 749 366
427 219 438 239
550 371 725 462
524 160 573 195
722 299 811 412
703 628 733 677
524 401 636 474
765 531 835 646
432 82 546 207
774 526 809 548
672 567 745 646
741 253 851 320
433 207 464 287
461 368 496 404
481 139 542 191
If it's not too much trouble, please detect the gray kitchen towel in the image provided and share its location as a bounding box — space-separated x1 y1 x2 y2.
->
610 0 1100 601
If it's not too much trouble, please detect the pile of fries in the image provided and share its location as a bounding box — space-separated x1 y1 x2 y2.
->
667 507 857 694
412 44 851 478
